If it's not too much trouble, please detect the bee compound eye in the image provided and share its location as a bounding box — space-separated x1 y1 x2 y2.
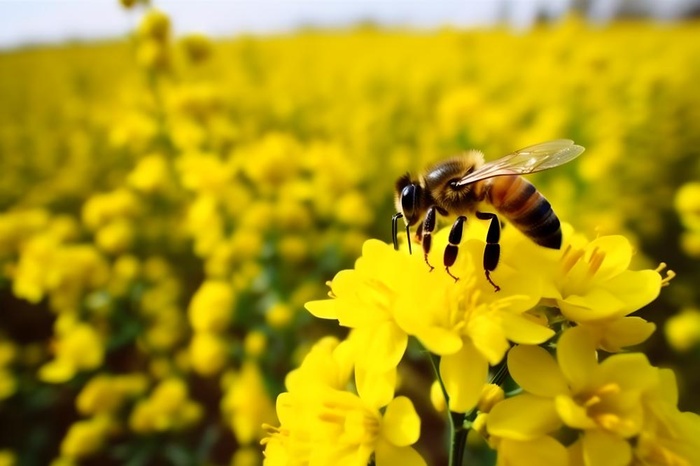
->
400 184 419 223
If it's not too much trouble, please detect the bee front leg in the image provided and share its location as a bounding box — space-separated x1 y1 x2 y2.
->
421 207 437 271
444 216 467 282
391 213 403 251
476 211 501 292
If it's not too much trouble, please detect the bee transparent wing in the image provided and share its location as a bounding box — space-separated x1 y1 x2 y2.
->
455 139 584 186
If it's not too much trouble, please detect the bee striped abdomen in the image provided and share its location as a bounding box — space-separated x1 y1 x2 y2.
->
488 176 562 249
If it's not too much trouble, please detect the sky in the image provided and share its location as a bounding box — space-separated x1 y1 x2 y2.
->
0 0 697 50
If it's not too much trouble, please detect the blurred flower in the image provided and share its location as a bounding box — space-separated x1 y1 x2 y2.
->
129 378 202 433
189 331 228 376
77 374 148 415
221 361 276 445
664 308 700 352
188 279 235 332
39 317 105 383
179 33 213 64
59 416 112 459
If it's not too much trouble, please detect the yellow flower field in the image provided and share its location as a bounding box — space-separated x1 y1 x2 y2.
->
1 4 699 465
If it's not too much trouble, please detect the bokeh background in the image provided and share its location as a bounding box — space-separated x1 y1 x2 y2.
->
1 1 700 465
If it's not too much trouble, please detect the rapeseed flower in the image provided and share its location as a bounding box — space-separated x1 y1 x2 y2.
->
39 317 105 383
129 378 202 433
487 327 700 466
221 361 277 445
664 308 700 352
305 241 414 378
262 337 425 466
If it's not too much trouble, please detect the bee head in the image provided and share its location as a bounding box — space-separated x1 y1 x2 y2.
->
394 173 424 226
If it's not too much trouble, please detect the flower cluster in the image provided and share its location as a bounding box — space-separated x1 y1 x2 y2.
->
263 220 696 465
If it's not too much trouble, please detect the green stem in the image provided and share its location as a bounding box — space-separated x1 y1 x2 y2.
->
428 353 468 466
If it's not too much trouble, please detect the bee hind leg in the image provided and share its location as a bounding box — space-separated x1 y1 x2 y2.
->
444 215 467 282
476 211 501 292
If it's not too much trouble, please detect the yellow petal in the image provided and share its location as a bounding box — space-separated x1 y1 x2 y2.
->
38 360 76 383
554 395 596 429
440 341 488 413
603 270 661 314
557 327 598 392
353 323 407 373
305 299 338 320
381 396 421 447
356 367 396 410
502 313 556 345
581 430 632 466
487 394 561 441
560 289 626 320
499 436 568 466
374 438 426 466
597 317 656 352
586 236 632 281
599 353 658 392
657 368 679 405
508 345 569 397
413 325 463 356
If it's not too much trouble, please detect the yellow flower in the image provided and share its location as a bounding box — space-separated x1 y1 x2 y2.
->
664 308 700 352
493 436 568 466
178 33 213 64
127 153 170 193
0 450 16 466
189 332 228 376
508 227 661 352
305 240 412 377
0 369 16 400
95 219 134 254
221 361 276 445
137 9 170 42
628 368 700 466
82 189 140 231
188 280 235 332
77 374 147 415
487 327 700 466
60 416 112 459
262 337 425 466
129 378 202 433
265 303 294 329
244 330 268 358
399 227 549 412
39 318 105 383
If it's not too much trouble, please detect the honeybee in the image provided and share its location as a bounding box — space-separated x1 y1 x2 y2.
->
392 139 584 291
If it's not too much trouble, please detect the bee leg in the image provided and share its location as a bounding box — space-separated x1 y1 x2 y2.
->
392 212 413 254
422 207 437 271
476 212 501 292
444 216 467 282
391 213 403 251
